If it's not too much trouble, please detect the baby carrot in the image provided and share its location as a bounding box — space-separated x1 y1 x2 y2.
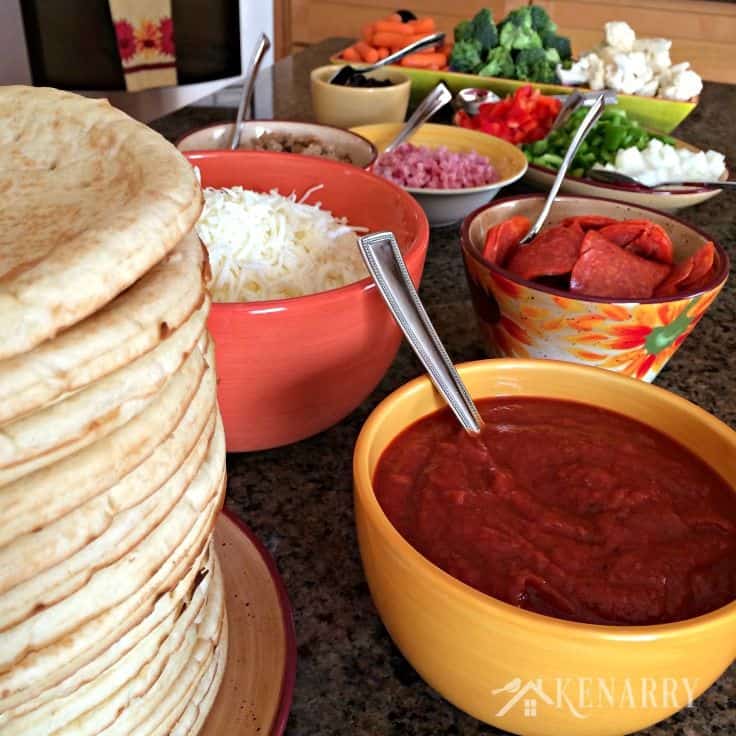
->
355 41 379 63
399 51 447 68
408 17 437 34
374 20 412 35
383 13 403 23
372 31 412 49
361 23 374 42
377 47 389 60
342 45 360 61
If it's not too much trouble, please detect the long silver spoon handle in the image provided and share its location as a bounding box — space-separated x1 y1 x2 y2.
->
522 91 606 243
661 180 736 190
362 32 445 73
358 231 483 435
383 82 452 154
230 33 271 150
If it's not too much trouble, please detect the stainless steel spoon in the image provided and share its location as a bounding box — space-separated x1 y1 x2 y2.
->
382 82 453 155
358 231 483 435
329 32 445 84
229 33 271 150
588 168 736 190
519 91 607 245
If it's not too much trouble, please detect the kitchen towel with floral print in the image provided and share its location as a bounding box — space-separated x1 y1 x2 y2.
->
108 0 177 91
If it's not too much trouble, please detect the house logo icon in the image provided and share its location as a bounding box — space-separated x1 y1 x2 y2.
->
492 678 554 718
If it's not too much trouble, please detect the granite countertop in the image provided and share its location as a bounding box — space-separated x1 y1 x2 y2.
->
152 40 735 736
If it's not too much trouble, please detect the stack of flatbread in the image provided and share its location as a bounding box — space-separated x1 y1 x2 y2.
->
0 86 227 735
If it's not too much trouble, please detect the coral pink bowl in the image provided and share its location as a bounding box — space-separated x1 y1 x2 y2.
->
186 151 429 452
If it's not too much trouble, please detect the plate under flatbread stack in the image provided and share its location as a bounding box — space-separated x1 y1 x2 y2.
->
0 86 228 735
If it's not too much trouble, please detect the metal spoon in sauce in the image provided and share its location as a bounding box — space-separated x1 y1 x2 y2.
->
358 231 483 435
382 82 453 155
519 91 607 245
229 33 271 150
329 32 445 85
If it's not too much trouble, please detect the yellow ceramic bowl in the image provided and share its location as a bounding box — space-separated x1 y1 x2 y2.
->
461 195 729 382
310 65 411 129
353 359 736 736
351 123 528 227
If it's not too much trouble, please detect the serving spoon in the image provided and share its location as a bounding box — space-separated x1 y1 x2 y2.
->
329 32 446 85
358 231 483 435
382 82 453 155
588 168 736 191
519 91 607 245
229 33 271 150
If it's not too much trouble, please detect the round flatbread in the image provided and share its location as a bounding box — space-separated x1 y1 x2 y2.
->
0 544 222 734
0 411 217 629
0 339 213 548
105 553 226 736
0 366 216 598
1 541 213 723
172 616 228 736
0 86 202 361
0 298 209 483
0 415 226 711
0 231 209 427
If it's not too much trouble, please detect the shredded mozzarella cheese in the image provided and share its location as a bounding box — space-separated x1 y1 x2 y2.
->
195 184 369 302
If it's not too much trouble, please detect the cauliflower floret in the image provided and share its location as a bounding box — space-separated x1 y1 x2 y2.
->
605 51 654 95
657 62 703 100
558 53 607 89
555 56 593 86
586 54 606 89
604 21 636 52
633 38 672 74
637 78 659 97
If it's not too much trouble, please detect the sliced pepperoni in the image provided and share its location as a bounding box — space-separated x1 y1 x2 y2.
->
570 234 671 299
680 242 716 287
655 242 717 297
626 223 674 264
482 216 531 266
653 260 694 297
560 215 617 231
505 224 584 281
598 220 649 247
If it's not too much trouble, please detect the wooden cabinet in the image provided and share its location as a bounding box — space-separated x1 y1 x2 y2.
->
276 0 736 83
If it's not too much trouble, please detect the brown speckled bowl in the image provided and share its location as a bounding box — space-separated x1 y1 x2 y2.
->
176 120 378 169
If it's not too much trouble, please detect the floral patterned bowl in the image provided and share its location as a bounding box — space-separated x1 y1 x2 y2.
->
460 195 729 382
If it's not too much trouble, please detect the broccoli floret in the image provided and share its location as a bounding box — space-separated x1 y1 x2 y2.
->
515 47 556 83
471 8 498 53
503 7 533 29
544 47 561 65
540 31 572 61
454 19 473 43
499 22 542 51
477 46 515 78
529 5 557 33
449 39 483 73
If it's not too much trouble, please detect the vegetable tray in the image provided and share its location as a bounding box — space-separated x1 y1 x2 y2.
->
329 53 696 133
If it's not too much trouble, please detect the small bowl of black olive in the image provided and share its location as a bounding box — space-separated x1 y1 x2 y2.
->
310 64 411 129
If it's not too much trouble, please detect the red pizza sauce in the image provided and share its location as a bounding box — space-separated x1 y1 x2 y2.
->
374 397 736 626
